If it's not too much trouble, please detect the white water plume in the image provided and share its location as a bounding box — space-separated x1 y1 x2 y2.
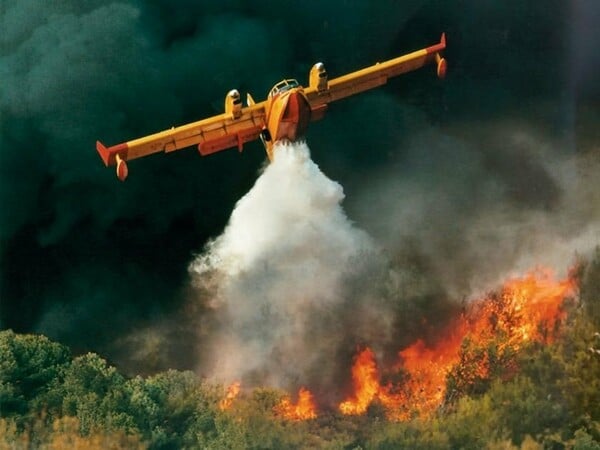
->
189 142 388 389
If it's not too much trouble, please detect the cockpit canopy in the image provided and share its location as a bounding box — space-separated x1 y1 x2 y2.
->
268 79 300 98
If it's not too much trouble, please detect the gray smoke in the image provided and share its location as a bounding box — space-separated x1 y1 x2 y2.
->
349 118 600 300
185 124 599 405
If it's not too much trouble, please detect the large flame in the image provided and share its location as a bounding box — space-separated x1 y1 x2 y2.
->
275 387 318 420
470 268 575 347
338 347 380 415
338 268 576 420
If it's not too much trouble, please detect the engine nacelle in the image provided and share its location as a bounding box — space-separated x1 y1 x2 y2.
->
435 54 447 79
225 89 242 119
309 62 328 92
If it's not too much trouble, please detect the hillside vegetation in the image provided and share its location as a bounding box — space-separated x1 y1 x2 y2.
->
1 256 599 449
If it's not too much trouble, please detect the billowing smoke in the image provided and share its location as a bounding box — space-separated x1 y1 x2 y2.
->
185 127 600 402
0 0 429 353
349 120 600 300
1 0 596 382
189 142 392 399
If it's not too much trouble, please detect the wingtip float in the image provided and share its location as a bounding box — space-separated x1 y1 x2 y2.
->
97 33 447 181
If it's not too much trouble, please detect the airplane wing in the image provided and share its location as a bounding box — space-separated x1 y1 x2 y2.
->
97 99 267 180
304 33 446 117
97 34 445 181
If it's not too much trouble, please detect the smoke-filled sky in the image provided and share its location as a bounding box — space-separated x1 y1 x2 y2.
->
1 0 598 380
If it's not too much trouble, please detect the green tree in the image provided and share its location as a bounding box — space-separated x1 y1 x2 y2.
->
556 316 600 440
364 419 449 450
572 427 600 450
0 330 70 417
126 370 220 449
579 248 600 327
440 393 509 449
487 376 568 446
53 353 135 435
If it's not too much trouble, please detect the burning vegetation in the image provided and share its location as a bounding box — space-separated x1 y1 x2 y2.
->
0 261 598 449
274 387 318 421
219 268 578 423
219 381 241 411
337 269 576 421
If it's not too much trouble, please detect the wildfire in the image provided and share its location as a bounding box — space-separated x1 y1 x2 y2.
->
275 387 317 420
338 268 576 420
339 347 380 415
219 381 241 411
472 269 575 347
216 269 576 422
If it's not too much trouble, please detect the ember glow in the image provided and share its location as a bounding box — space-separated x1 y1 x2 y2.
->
337 268 576 420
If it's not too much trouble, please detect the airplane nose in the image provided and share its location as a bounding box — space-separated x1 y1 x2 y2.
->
282 91 301 121
280 91 311 141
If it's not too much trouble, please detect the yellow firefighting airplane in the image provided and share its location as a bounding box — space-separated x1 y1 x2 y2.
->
97 34 446 181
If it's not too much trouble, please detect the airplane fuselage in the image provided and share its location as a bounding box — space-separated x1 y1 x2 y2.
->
263 81 312 160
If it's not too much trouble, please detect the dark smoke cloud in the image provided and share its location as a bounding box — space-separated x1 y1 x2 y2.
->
1 0 596 381
0 0 294 345
351 119 600 299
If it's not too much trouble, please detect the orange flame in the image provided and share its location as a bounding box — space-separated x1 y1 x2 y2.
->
215 269 575 421
339 268 576 420
339 347 380 415
219 381 241 410
275 387 317 420
473 268 575 347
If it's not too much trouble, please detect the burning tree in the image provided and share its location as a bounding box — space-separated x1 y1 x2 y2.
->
338 268 577 421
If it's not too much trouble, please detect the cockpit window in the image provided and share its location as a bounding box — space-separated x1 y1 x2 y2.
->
269 79 300 98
